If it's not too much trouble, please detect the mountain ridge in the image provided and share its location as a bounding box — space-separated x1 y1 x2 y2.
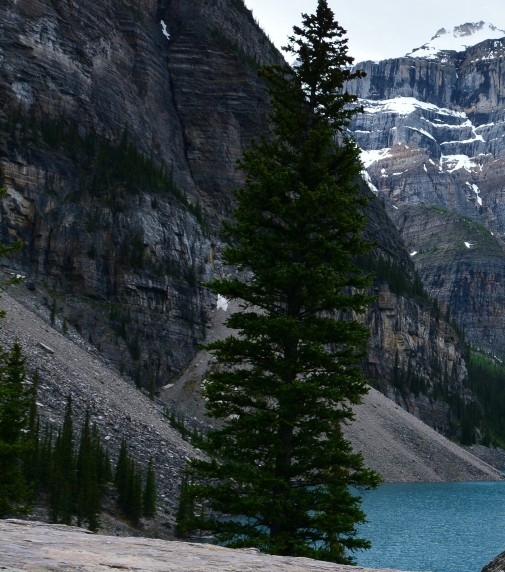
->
406 21 505 60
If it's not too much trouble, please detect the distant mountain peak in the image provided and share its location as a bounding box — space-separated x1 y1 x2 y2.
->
406 21 505 59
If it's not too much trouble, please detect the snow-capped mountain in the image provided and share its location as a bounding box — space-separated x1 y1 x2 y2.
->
347 23 505 359
406 21 505 59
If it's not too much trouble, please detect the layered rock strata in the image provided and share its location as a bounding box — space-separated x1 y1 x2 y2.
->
348 31 505 358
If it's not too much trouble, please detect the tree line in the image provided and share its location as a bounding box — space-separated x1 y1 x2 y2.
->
0 340 157 530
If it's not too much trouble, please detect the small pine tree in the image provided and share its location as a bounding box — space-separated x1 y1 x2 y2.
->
114 437 129 504
50 396 75 524
142 458 157 518
120 458 143 523
50 298 57 326
0 340 37 515
75 409 101 530
175 471 196 539
92 422 112 486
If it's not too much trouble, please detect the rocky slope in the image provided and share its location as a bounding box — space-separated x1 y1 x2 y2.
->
0 283 502 535
347 22 505 359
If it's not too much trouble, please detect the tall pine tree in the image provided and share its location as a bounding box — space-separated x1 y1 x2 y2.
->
0 340 37 515
181 0 380 563
75 409 101 530
50 396 75 524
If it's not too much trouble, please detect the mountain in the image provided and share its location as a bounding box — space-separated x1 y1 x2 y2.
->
347 22 505 364
1 0 504 527
406 22 505 59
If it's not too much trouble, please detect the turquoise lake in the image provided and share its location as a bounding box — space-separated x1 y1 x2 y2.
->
355 481 505 572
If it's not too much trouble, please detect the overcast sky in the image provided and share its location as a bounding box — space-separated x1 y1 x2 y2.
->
244 0 505 62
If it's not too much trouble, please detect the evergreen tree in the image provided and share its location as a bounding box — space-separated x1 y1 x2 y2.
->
92 422 112 486
114 438 143 523
75 409 101 530
143 458 157 518
114 437 129 507
0 340 36 515
129 461 143 523
50 396 75 524
182 1 380 563
174 471 196 539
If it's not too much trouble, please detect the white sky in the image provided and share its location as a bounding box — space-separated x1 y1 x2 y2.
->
244 0 505 62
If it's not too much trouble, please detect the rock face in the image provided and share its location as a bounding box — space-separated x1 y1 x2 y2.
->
347 26 505 359
0 0 280 384
482 549 505 572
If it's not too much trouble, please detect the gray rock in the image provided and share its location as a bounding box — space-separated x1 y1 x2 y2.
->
348 33 505 359
0 518 413 572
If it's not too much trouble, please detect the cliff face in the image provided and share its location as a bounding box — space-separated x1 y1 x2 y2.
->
348 32 505 359
362 192 468 434
0 1 479 438
0 0 280 382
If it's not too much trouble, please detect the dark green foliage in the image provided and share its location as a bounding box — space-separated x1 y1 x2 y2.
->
466 350 505 446
49 396 76 524
50 298 57 326
40 399 112 530
174 472 196 539
143 458 157 519
180 1 381 563
360 254 426 299
0 341 37 516
115 438 155 523
114 437 129 501
0 323 155 528
75 410 101 530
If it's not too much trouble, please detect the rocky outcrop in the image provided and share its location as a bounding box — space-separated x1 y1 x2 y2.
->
0 518 404 572
348 28 505 359
482 549 505 572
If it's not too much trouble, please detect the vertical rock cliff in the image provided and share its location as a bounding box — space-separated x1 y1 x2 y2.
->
348 23 505 361
0 0 280 383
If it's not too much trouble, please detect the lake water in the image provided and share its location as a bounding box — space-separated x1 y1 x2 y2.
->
355 481 505 572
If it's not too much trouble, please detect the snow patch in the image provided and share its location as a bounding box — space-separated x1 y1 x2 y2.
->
406 22 505 59
440 154 478 173
407 126 436 140
410 251 418 257
362 97 466 119
361 170 379 195
466 182 482 206
161 20 170 40
360 148 392 168
464 241 475 248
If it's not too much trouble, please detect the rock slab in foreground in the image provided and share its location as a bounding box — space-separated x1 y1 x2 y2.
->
0 519 404 572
